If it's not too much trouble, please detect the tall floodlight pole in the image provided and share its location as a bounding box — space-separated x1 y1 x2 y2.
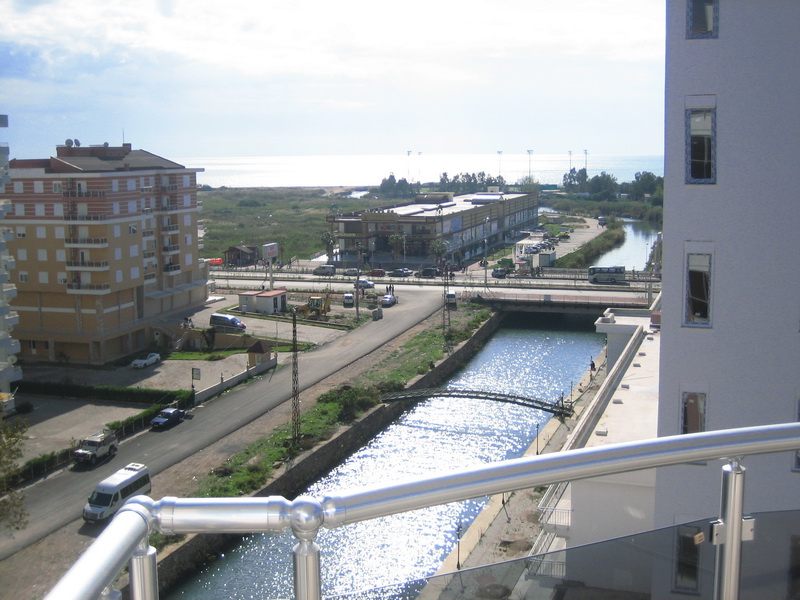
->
407 150 412 181
497 150 503 178
484 216 490 289
569 150 573 170
584 149 588 171
527 149 533 179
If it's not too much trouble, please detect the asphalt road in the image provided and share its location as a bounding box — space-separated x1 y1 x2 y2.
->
0 279 650 561
0 284 446 560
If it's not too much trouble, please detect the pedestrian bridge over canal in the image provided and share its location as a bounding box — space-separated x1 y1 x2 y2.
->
467 289 653 314
382 387 574 418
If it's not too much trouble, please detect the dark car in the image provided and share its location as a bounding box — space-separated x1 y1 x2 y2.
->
491 268 507 279
389 268 412 277
415 267 442 278
150 407 186 429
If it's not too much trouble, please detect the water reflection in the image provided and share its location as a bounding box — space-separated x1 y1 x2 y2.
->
169 314 605 599
595 219 661 271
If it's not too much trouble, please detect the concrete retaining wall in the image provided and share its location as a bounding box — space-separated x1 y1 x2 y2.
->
193 357 276 403
128 311 506 598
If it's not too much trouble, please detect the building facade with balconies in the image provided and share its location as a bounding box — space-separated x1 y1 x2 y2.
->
0 114 22 412
2 142 207 364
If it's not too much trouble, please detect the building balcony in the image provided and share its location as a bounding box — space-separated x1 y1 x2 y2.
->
0 334 21 354
143 272 156 283
140 186 154 193
159 202 179 212
142 229 155 239
1 227 13 243
61 190 106 198
162 244 180 254
142 250 156 259
66 282 111 295
44 424 800 600
64 237 109 248
163 264 181 274
1 255 16 271
65 260 110 271
63 213 107 222
2 310 19 328
161 224 179 233
2 283 16 300
161 184 178 191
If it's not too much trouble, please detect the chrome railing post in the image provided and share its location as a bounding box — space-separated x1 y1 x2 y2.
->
291 497 324 600
712 458 753 600
129 538 159 600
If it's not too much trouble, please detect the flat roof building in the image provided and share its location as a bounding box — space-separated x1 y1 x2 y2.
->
327 190 537 268
2 142 207 364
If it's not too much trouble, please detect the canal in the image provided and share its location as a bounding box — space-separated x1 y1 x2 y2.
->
595 218 661 271
169 313 606 599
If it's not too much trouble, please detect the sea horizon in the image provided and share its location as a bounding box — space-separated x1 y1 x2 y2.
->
177 152 664 189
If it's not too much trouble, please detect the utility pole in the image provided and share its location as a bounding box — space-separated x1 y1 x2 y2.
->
291 309 300 449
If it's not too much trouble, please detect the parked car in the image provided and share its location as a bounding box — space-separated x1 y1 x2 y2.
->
74 430 118 466
342 293 355 307
343 267 359 276
312 264 336 276
355 278 375 289
390 268 412 277
380 294 397 307
131 353 161 368
415 267 442 278
209 313 246 332
368 268 386 277
491 268 507 279
150 407 186 430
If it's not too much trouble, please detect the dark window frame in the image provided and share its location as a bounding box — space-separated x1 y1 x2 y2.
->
687 0 719 39
686 108 716 184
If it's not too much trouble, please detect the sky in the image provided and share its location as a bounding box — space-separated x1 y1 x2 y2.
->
0 0 666 160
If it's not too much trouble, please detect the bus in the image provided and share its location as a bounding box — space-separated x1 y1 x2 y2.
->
588 265 626 283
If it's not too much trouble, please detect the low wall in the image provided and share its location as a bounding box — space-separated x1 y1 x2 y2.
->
193 357 276 403
137 312 506 598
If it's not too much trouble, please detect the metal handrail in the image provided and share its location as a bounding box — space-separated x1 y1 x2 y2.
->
44 423 800 600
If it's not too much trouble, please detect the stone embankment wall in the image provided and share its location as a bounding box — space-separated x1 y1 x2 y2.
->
130 312 506 598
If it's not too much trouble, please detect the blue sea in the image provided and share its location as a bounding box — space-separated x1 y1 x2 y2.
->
178 153 663 189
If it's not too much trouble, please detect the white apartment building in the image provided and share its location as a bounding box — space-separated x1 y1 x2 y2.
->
654 0 800 594
3 142 207 364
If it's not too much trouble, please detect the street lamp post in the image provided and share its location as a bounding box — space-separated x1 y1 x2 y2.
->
497 150 503 178
355 241 361 320
484 216 490 289
527 149 533 179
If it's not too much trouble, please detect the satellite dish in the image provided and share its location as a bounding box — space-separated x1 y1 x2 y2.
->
65 139 73 147
74 139 81 147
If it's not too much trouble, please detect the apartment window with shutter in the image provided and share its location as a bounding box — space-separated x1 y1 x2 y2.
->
687 0 718 38
673 524 702 592
686 108 716 183
682 392 706 434
685 253 712 326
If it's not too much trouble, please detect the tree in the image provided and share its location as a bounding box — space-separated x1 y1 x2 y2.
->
0 419 28 531
516 175 540 195
388 233 406 262
320 231 337 262
428 239 447 266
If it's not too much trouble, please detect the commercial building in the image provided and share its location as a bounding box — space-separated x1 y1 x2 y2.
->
327 189 537 268
3 142 206 364
0 114 22 413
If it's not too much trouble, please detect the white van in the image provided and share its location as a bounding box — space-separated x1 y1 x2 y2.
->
312 264 336 276
83 463 151 522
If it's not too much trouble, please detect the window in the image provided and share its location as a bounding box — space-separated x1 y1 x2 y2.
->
129 224 138 235
116 270 123 283
183 194 190 207
37 249 48 261
38 271 49 284
115 248 122 261
14 203 24 216
13 181 22 193
685 253 712 326
34 181 44 194
127 179 136 192
17 249 26 261
112 202 120 215
674 525 702 592
182 175 190 187
127 200 136 214
16 226 26 238
18 271 28 283
112 179 119 192
52 182 63 194
682 392 706 434
57 272 67 284
54 226 65 239
54 203 64 217
56 249 65 262
36 226 46 238
35 204 45 216
687 108 715 183
129 244 139 257
130 266 140 279
113 225 121 238
688 0 718 38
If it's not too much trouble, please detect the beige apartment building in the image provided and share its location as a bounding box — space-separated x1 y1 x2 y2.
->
3 142 207 364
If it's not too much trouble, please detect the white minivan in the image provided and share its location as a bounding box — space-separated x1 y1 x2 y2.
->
83 463 151 522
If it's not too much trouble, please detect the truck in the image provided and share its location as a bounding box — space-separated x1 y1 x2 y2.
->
74 429 118 466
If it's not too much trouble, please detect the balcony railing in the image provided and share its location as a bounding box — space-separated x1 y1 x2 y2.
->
43 423 800 600
64 237 109 247
61 190 106 198
65 260 109 270
63 213 107 221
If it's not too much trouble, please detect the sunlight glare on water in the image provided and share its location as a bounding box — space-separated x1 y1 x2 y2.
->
169 314 604 599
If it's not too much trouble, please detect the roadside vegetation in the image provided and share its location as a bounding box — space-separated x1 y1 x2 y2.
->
554 222 626 269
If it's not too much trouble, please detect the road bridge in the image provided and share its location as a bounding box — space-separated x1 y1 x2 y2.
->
382 388 573 418
468 290 652 314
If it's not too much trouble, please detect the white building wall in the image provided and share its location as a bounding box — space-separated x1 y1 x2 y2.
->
656 1 800 527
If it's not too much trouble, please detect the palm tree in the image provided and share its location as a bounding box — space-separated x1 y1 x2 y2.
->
388 233 405 262
320 231 337 262
428 239 447 266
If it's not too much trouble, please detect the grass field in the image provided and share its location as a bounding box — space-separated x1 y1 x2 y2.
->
198 187 387 262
